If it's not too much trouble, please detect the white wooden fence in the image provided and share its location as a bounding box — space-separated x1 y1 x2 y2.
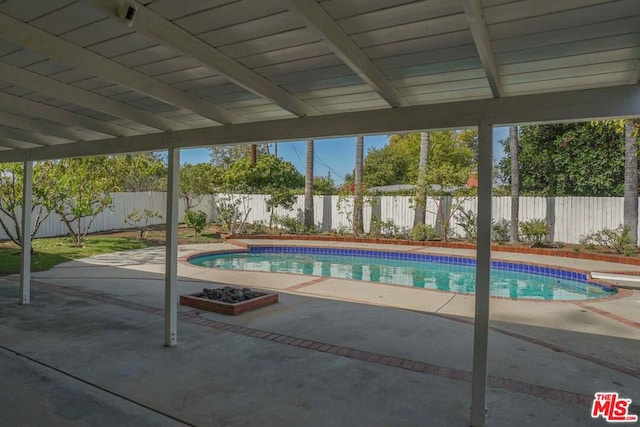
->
0 192 632 244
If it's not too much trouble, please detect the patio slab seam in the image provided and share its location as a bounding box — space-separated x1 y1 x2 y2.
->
571 301 640 329
0 344 196 427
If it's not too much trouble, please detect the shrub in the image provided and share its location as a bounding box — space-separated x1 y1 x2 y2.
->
124 209 162 239
411 224 439 241
215 195 251 235
455 209 477 241
251 220 268 235
519 218 550 247
370 218 406 239
184 210 207 235
273 215 305 234
584 225 633 255
492 219 510 244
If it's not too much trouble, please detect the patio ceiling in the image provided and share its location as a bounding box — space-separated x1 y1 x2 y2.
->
0 0 639 161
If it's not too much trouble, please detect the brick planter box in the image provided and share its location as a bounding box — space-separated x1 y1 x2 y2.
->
180 291 278 315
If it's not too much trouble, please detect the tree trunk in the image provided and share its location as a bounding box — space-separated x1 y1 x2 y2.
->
624 120 638 246
304 139 314 229
509 126 520 242
354 135 364 235
250 144 257 167
413 132 430 227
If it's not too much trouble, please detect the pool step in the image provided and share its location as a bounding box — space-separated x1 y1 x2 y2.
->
590 272 640 289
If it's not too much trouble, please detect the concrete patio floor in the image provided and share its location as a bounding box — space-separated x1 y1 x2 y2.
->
0 240 638 426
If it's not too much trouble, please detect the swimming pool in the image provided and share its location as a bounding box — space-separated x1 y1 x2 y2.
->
188 246 616 301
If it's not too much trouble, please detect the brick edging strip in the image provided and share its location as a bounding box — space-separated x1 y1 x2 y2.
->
229 234 640 266
16 279 639 414
178 309 638 413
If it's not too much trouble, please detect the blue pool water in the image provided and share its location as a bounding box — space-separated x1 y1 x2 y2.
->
189 247 616 301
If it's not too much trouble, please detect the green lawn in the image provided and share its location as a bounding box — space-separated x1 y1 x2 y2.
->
0 227 223 276
0 236 151 275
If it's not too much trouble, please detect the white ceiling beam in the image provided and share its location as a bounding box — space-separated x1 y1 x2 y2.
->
0 110 108 142
286 0 408 108
0 138 42 150
4 85 640 162
0 12 245 125
629 60 640 84
0 62 188 132
0 92 138 138
0 126 68 146
85 0 319 118
461 0 503 98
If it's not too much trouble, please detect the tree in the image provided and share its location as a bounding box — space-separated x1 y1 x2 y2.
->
353 135 364 235
509 126 520 242
304 140 314 229
406 131 476 241
413 132 430 227
362 133 420 187
0 161 56 247
221 154 303 229
179 163 222 211
623 120 638 245
498 123 625 196
47 157 116 247
313 176 336 195
222 154 303 193
110 153 166 192
209 144 269 168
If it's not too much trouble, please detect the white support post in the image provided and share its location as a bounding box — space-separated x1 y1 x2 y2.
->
165 147 179 347
470 120 493 426
20 160 33 305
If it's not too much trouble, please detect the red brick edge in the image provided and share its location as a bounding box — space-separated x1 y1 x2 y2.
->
180 310 639 413
229 234 640 266
23 279 639 414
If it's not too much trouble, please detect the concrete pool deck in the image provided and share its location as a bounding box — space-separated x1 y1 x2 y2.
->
0 240 638 426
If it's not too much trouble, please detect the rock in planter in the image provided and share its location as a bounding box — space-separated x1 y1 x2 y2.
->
180 286 278 315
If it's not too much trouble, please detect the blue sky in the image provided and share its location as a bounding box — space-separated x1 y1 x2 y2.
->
180 127 509 184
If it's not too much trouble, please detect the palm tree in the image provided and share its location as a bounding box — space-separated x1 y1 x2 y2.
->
354 135 364 235
250 144 257 167
624 120 638 246
413 132 430 227
509 126 520 242
304 139 314 229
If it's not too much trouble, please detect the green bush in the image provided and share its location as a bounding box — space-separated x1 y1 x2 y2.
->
370 218 406 238
411 224 439 241
184 210 207 235
273 215 304 234
250 220 268 235
124 208 162 239
215 195 250 235
492 219 510 243
455 209 477 241
519 218 550 247
584 225 633 255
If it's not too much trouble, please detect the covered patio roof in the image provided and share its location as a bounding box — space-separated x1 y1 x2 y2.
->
0 0 638 161
1 1 640 426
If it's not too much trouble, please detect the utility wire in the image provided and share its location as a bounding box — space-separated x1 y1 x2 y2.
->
313 151 345 181
290 142 346 181
289 143 306 171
